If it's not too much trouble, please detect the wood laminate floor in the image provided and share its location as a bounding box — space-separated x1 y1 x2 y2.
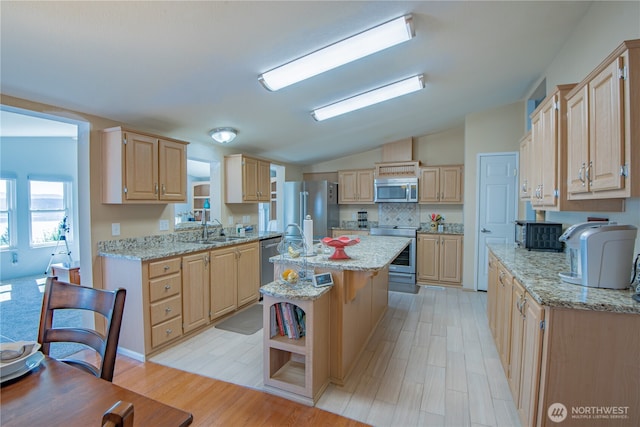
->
149 286 521 427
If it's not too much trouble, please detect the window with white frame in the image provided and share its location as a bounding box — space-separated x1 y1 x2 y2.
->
0 178 16 249
29 179 72 246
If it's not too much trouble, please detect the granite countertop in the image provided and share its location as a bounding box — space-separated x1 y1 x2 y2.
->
417 229 464 236
260 280 332 301
98 232 282 261
271 235 411 272
488 243 640 314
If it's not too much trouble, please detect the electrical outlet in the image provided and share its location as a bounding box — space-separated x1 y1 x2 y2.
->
111 223 121 236
159 219 169 231
243 215 250 223
228 216 234 225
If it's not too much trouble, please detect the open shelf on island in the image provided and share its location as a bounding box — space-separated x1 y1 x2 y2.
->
262 290 330 405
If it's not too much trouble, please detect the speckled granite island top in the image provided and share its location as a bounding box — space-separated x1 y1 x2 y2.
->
271 235 411 272
260 280 331 301
488 243 640 314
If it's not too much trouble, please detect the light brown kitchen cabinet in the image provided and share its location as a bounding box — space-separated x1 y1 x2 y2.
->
495 261 513 370
508 278 526 400
528 85 624 212
236 242 260 306
147 257 184 349
566 39 640 199
529 85 575 209
181 252 210 333
210 242 260 320
225 154 271 203
101 127 188 204
419 165 463 203
338 169 374 204
416 234 463 285
517 290 544 427
519 132 532 200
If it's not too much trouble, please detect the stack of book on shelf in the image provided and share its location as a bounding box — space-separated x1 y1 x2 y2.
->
270 302 306 339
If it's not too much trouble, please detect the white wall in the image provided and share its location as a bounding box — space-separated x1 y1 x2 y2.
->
0 137 79 279
463 102 526 290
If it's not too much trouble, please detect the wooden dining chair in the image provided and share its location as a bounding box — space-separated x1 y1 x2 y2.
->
38 276 126 382
102 401 134 427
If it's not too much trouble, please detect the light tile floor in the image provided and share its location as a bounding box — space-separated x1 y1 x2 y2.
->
151 286 521 427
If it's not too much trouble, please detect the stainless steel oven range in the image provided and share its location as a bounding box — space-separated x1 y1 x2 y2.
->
370 226 418 294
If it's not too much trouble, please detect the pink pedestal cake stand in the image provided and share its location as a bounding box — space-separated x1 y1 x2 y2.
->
321 236 360 260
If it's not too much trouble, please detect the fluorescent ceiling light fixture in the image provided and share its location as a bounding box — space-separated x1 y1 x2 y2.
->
209 127 237 144
259 15 414 91
312 75 424 121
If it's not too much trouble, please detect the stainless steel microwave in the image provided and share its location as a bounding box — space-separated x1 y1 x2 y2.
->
374 177 418 203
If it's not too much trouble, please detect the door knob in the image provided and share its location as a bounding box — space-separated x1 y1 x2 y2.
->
480 228 491 233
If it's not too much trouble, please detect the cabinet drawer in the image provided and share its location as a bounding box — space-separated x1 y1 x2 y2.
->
151 316 183 348
149 258 181 279
149 272 181 302
150 295 182 326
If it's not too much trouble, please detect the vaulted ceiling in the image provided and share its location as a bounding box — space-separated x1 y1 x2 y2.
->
1 1 591 165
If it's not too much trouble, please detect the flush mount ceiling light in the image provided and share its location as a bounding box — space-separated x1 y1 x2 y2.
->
258 15 414 91
209 127 237 144
311 75 425 121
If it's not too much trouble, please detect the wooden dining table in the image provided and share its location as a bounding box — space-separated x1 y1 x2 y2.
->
1 356 193 426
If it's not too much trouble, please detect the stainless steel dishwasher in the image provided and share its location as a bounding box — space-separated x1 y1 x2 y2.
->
260 235 282 286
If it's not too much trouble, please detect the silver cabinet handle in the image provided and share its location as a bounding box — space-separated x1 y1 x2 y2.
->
164 284 171 290
165 307 172 314
480 228 491 233
166 329 173 335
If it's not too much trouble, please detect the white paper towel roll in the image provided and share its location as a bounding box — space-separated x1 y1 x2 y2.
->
303 215 314 255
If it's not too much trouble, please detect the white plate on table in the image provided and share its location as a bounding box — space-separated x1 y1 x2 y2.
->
0 351 45 384
0 341 42 377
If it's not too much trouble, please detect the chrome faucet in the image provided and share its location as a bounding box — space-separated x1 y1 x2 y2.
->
201 215 209 240
212 218 225 236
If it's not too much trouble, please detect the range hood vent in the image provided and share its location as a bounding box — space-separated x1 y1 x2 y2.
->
376 137 419 177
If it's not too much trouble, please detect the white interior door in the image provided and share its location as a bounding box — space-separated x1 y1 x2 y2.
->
475 153 518 291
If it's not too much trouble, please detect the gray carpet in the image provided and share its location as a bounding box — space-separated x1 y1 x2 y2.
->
215 304 263 335
0 274 84 358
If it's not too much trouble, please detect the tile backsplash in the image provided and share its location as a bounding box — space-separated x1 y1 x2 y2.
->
378 203 419 227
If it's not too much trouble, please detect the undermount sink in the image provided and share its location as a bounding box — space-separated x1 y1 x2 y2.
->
196 236 246 244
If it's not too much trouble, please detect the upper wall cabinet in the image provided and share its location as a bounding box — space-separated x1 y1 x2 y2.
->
338 169 374 204
225 154 270 203
102 127 188 204
566 39 640 200
519 132 532 200
419 165 463 204
527 85 624 212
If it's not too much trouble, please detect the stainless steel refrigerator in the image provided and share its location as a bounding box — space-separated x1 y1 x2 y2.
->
283 180 339 240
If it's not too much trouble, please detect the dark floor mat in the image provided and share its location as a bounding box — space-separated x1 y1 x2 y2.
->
214 304 263 335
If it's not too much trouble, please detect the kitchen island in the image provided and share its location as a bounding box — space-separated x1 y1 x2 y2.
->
487 244 639 427
266 235 411 392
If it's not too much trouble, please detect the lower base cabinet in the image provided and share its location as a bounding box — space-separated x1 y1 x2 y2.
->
210 242 260 320
101 241 260 359
488 250 639 427
417 234 463 285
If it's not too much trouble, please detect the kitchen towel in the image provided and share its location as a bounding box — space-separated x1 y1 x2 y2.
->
303 215 314 255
